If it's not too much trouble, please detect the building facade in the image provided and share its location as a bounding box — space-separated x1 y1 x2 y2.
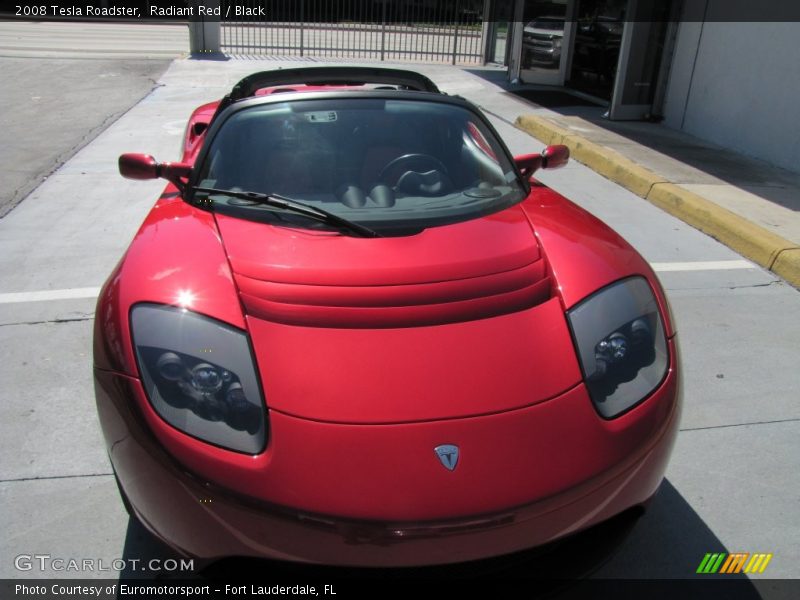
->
486 0 800 173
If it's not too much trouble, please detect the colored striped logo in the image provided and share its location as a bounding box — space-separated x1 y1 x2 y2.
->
696 552 773 574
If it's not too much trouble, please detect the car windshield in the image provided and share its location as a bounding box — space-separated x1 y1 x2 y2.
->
195 98 525 234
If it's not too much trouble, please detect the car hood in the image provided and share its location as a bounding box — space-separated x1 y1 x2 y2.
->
216 207 549 327
215 207 582 423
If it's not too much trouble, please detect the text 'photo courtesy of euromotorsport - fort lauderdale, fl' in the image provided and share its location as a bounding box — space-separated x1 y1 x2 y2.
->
13 583 328 597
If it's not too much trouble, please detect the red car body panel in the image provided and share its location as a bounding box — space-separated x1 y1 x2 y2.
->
245 300 578 423
93 196 244 376
521 182 675 336
95 72 682 566
217 205 552 329
124 348 676 520
94 357 679 563
182 102 218 162
217 206 540 287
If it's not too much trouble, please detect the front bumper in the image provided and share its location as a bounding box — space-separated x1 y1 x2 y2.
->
94 344 680 567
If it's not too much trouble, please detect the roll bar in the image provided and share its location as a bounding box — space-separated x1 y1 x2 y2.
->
212 66 442 121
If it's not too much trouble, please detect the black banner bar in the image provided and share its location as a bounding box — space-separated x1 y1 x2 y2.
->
4 0 800 23
3 579 800 600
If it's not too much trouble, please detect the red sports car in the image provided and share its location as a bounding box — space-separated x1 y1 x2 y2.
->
94 67 680 567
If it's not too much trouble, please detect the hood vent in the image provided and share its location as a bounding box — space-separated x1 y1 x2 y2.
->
235 259 551 328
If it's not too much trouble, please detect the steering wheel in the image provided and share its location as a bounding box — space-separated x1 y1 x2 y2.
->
378 153 450 186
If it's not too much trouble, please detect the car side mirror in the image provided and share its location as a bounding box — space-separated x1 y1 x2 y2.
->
514 153 543 179
541 144 569 169
119 153 192 193
514 144 570 179
119 153 158 180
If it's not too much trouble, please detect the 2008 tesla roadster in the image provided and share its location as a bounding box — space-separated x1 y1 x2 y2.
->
94 67 680 566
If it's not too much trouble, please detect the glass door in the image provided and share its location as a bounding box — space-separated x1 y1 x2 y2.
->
608 0 676 119
488 0 516 64
566 0 627 101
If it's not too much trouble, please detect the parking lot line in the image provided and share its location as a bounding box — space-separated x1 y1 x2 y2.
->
0 287 101 304
0 260 758 305
649 260 755 272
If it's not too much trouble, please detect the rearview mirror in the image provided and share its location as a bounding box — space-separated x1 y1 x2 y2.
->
514 144 570 179
119 153 192 192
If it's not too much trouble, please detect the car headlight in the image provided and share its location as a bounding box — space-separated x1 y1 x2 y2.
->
131 304 266 454
567 277 669 418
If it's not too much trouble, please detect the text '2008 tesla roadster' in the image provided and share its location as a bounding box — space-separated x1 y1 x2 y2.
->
94 67 681 567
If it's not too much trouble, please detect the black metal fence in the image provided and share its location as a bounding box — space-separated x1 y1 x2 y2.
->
220 0 486 64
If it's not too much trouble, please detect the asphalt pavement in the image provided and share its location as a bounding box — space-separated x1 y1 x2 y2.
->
0 24 798 586
0 21 188 217
0 57 171 217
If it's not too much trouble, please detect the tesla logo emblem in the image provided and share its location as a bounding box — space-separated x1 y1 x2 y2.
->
434 444 459 471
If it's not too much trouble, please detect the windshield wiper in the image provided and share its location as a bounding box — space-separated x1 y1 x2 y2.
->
191 186 381 238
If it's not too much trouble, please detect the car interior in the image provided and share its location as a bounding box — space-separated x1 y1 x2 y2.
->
201 98 511 214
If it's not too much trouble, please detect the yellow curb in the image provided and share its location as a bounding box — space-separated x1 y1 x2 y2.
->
515 115 664 199
646 183 793 268
514 113 800 288
568 137 665 198
772 248 800 288
515 114 571 145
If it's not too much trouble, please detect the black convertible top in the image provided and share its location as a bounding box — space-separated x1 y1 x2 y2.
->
212 66 442 122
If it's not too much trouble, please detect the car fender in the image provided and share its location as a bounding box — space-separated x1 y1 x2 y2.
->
93 194 243 376
181 101 219 163
521 184 675 337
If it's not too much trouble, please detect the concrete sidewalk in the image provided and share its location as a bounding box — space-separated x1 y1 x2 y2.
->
512 104 800 288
